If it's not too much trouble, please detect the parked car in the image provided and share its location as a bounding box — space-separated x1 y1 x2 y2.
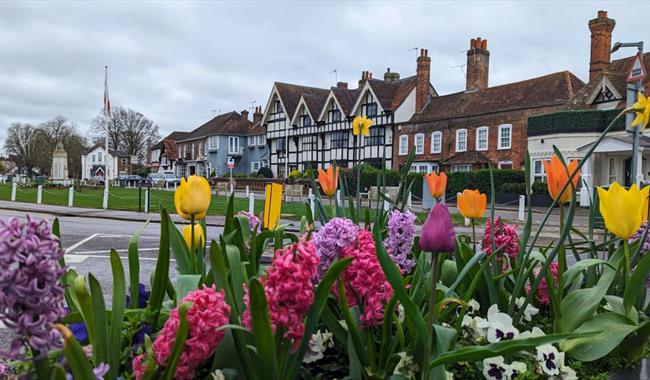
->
89 176 105 186
147 173 164 186
161 173 180 187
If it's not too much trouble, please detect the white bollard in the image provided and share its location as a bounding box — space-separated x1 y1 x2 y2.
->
336 190 341 204
248 192 255 214
144 188 150 213
383 199 390 211
246 185 250 197
407 192 412 210
518 195 525 221
37 185 43 205
103 189 109 209
68 186 74 207
458 192 470 226
309 194 315 216
11 182 17 201
230 183 234 195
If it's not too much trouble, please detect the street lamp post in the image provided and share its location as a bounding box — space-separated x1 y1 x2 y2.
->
612 41 645 186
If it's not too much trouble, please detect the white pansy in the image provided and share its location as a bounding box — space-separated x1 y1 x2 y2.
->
507 361 528 379
536 344 561 376
445 369 454 380
467 299 481 315
550 352 577 380
338 319 348 331
464 315 490 340
393 352 418 379
486 305 519 343
514 297 539 322
398 304 405 323
211 369 225 380
482 356 508 380
603 302 614 312
518 326 545 340
302 329 334 364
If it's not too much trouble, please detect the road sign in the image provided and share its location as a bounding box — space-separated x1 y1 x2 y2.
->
227 158 235 169
627 53 647 83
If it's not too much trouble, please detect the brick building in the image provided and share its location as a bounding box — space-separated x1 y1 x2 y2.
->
394 37 583 173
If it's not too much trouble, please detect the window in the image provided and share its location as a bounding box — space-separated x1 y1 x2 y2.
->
451 164 472 172
204 140 207 156
92 154 96 163
431 132 442 153
248 136 256 147
177 165 186 177
456 129 467 152
228 136 239 154
251 161 261 172
261 159 268 167
191 143 195 159
398 135 408 156
411 163 430 173
498 161 513 169
366 126 385 146
533 160 545 182
328 101 341 122
273 100 283 114
277 138 286 152
361 92 378 117
198 142 203 156
121 158 128 165
498 124 512 150
208 136 219 150
299 108 311 127
258 135 266 146
476 127 489 151
415 133 424 154
608 157 617 183
302 135 318 150
331 131 349 148
98 151 103 162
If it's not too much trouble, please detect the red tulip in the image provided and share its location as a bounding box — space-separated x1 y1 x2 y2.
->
419 203 456 253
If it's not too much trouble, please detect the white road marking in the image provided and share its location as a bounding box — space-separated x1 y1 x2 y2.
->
65 233 99 253
73 247 159 254
0 320 5 328
80 254 174 262
97 234 158 239
64 255 89 263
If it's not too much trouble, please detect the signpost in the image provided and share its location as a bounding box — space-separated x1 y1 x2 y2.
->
227 158 235 194
625 51 647 186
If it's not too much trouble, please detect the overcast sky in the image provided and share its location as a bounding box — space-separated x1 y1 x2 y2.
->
0 1 642 152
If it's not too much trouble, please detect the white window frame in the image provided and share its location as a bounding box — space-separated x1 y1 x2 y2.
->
191 143 195 159
498 160 513 169
532 159 545 182
261 159 268 167
398 135 408 156
456 129 467 152
414 133 424 155
431 131 442 153
451 164 472 172
248 136 256 147
498 124 512 150
98 151 103 162
228 136 240 154
258 135 265 146
251 161 261 172
476 126 489 151
608 157 617 183
208 136 219 150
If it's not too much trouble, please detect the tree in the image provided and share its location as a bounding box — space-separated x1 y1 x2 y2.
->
3 122 40 172
91 107 160 165
33 116 87 177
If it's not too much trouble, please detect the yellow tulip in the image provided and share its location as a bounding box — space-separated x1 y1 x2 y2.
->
174 175 211 221
630 92 650 129
317 166 339 196
182 223 205 251
424 171 447 200
597 182 650 239
457 189 487 219
352 115 373 136
543 155 581 204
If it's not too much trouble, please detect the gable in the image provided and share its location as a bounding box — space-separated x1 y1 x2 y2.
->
317 91 345 121
586 76 623 106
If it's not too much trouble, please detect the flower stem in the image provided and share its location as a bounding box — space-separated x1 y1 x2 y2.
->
623 239 630 291
471 219 476 254
423 253 441 379
33 353 50 380
190 215 196 273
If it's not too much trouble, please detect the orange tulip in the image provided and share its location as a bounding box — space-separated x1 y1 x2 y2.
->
425 172 447 199
543 155 580 204
457 189 487 219
318 166 339 196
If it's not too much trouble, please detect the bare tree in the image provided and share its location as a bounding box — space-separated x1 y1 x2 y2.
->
91 107 160 164
3 122 40 171
34 116 87 177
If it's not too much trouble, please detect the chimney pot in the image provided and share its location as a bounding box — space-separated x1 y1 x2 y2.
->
241 109 249 121
466 37 490 90
481 39 488 49
336 81 348 90
598 10 608 18
470 38 475 48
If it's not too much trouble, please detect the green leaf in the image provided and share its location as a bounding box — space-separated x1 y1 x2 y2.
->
445 251 485 297
248 278 279 379
226 244 247 313
148 208 171 327
603 295 638 323
440 259 458 288
560 312 639 361
60 328 97 380
430 324 458 380
70 276 95 345
561 259 610 290
88 273 109 365
624 244 650 314
337 281 369 366
128 221 149 309
162 302 193 380
109 249 126 380
428 332 584 368
167 214 193 275
175 275 201 303
49 365 67 380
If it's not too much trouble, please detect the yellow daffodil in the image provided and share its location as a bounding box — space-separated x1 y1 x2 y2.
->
182 223 205 251
630 91 650 129
424 171 447 200
457 189 487 219
352 115 373 136
317 165 339 196
597 182 650 239
543 155 581 204
174 175 211 221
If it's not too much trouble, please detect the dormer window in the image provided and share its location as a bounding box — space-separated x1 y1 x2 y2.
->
328 101 341 122
273 100 283 114
361 92 378 117
299 107 311 127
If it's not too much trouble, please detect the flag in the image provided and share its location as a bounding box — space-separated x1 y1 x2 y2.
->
103 66 111 117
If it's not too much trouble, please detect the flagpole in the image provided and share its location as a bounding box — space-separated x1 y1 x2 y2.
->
103 66 110 209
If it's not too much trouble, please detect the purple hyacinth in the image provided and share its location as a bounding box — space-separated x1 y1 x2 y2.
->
236 211 261 232
384 209 417 272
312 218 358 278
0 216 66 359
629 222 650 255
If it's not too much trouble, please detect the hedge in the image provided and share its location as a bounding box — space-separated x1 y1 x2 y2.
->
445 169 525 197
527 109 625 136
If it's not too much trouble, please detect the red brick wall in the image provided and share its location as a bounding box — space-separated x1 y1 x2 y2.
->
588 11 615 81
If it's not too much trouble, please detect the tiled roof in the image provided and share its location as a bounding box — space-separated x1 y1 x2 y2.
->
302 90 330 119
178 111 257 141
152 131 189 149
442 151 494 165
569 52 650 109
82 143 130 158
275 82 330 118
411 71 584 123
331 87 361 115
162 140 179 160
367 75 419 111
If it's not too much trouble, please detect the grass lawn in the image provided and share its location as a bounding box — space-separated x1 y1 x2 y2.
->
0 184 477 226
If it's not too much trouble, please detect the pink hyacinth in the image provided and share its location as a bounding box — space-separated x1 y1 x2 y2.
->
135 286 230 380
132 354 146 379
482 217 519 259
243 239 319 347
526 261 559 306
340 229 394 327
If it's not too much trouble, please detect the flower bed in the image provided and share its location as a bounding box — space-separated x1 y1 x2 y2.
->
1 110 650 379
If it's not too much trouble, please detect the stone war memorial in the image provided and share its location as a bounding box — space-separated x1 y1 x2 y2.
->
50 142 69 184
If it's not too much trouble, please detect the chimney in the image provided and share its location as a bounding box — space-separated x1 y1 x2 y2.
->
466 37 490 91
416 48 431 112
384 67 400 82
588 10 616 81
359 70 371 87
241 109 249 121
336 81 348 90
253 106 263 125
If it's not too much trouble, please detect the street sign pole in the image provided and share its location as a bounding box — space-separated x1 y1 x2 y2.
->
626 50 646 186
